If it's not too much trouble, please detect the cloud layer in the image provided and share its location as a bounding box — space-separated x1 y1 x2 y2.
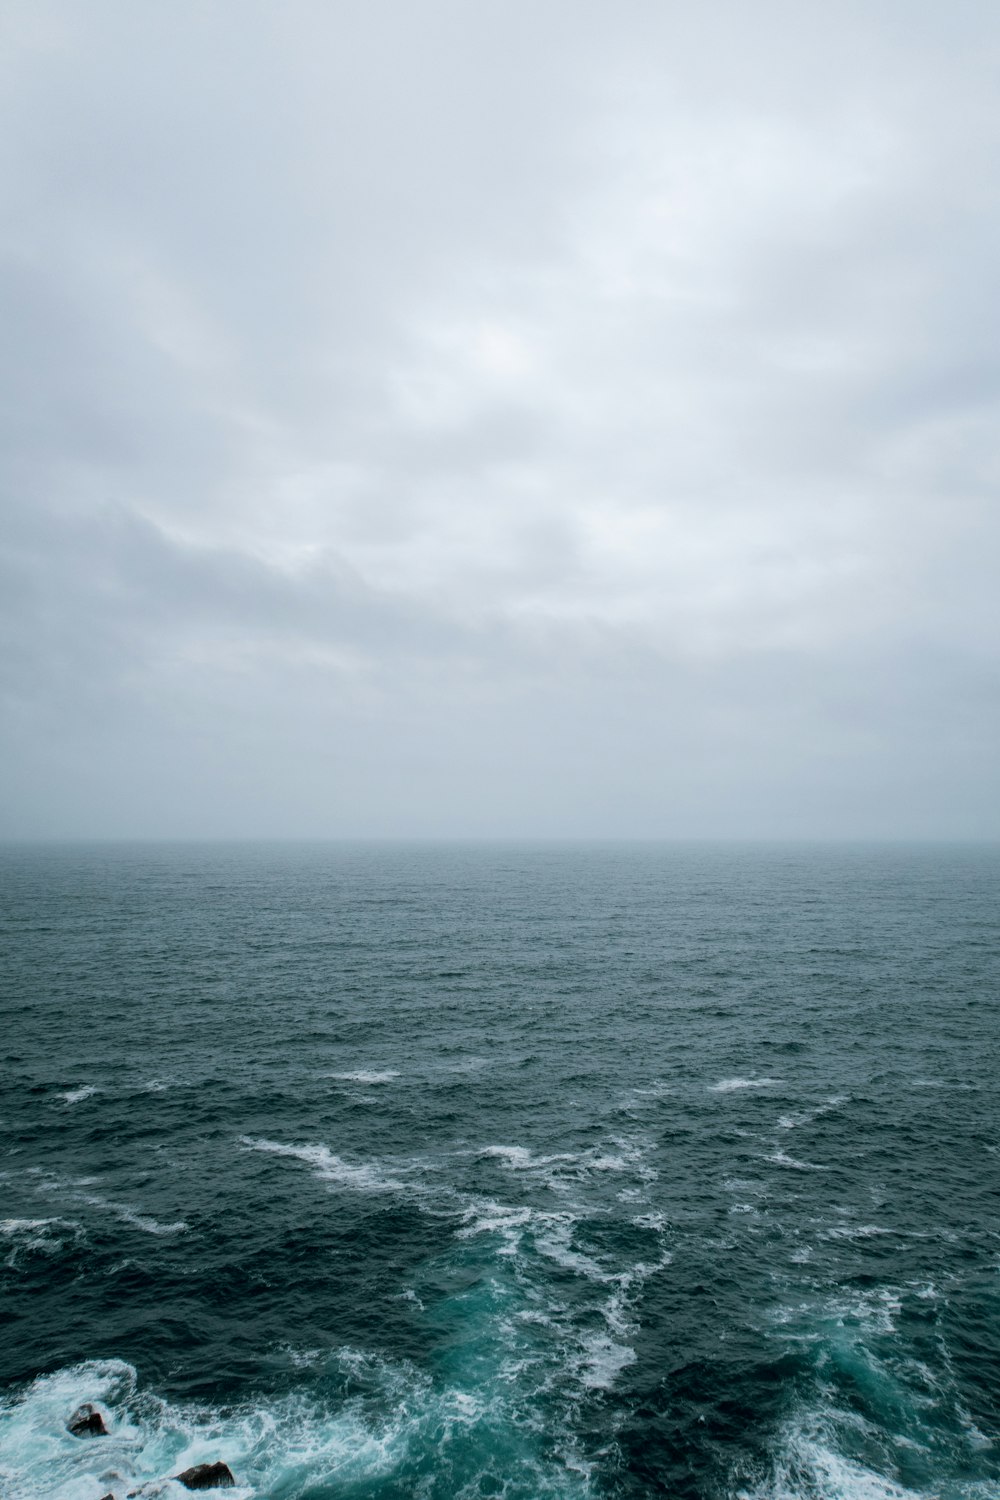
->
2 1 998 836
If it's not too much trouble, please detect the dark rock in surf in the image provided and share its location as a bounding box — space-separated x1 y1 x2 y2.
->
174 1462 236 1490
68 1403 108 1437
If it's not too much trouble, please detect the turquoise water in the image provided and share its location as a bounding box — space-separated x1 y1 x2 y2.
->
1 842 998 1499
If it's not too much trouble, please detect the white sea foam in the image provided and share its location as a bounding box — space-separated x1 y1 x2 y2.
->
478 1145 577 1172
824 1224 891 1240
778 1095 849 1130
773 1285 903 1339
455 1192 671 1401
535 1220 611 1282
328 1071 400 1085
240 1137 405 1193
59 1086 99 1106
1 1217 84 1267
739 1420 920 1500
114 1206 188 1236
752 1279 999 1500
711 1078 781 1093
0 1354 591 1500
577 1331 636 1390
477 1136 657 1194
631 1080 673 1098
458 1198 535 1236
765 1151 830 1172
73 1191 186 1236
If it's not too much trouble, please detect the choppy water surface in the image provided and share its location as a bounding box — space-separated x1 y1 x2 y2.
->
1 842 999 1500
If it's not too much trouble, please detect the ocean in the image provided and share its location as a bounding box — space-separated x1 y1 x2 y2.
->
1 841 998 1499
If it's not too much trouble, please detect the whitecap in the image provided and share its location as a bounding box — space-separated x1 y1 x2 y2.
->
739 1419 920 1500
75 1193 187 1235
456 1198 537 1247
328 1071 400 1085
1 1217 84 1265
479 1145 543 1170
535 1220 611 1283
0 1218 60 1235
577 1331 636 1390
476 1138 657 1196
114 1207 188 1236
478 1145 581 1177
765 1151 829 1172
710 1078 780 1093
824 1224 891 1240
59 1086 99 1105
240 1137 404 1193
778 1095 848 1130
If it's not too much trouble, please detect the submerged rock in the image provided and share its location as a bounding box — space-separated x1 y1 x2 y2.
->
67 1403 108 1437
174 1462 236 1490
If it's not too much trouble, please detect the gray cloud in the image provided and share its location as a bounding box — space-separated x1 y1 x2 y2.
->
1 0 998 837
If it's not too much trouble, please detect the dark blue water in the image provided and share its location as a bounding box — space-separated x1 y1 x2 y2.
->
2 842 999 1499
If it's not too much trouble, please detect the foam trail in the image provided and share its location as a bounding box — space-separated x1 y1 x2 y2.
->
76 1192 186 1235
240 1137 405 1193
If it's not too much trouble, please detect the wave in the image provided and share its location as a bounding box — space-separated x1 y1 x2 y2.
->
764 1151 830 1172
70 1189 186 1236
823 1224 891 1241
59 1086 99 1106
56 1081 175 1107
479 1145 578 1172
242 1130 659 1222
0 1352 596 1500
237 1129 669 1413
239 1137 406 1193
477 1137 657 1192
711 1078 781 1093
747 1283 998 1500
739 1417 921 1500
328 1070 401 1085
0 1217 84 1267
777 1096 849 1131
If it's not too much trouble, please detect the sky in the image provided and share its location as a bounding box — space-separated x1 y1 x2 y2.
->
1 0 998 839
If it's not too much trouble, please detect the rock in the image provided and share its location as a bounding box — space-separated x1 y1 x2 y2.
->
173 1463 236 1490
67 1403 108 1437
99 1494 115 1499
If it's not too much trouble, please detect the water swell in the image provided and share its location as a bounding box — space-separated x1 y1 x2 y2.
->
3 842 999 1498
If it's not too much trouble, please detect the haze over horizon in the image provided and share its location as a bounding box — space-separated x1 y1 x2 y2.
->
2 1 998 841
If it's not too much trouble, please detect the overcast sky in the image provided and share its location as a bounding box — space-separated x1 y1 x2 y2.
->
1 1 998 838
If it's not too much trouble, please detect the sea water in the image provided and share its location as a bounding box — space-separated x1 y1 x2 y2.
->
1 841 998 1499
